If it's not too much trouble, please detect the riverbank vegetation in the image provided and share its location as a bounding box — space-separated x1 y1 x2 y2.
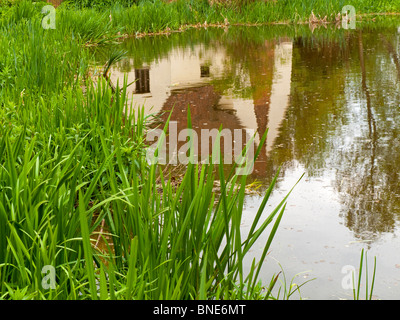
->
2 0 400 40
0 0 385 300
56 0 400 36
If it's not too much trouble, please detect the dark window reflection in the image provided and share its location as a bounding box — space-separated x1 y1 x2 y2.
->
200 65 210 78
135 68 150 93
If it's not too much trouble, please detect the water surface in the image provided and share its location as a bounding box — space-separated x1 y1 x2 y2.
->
105 20 400 299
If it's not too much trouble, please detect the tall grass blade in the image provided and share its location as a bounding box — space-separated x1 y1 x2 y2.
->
79 190 97 300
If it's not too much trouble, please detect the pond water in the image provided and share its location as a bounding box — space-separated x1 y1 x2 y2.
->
104 19 400 299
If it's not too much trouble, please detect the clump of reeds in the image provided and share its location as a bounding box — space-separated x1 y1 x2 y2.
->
0 78 300 299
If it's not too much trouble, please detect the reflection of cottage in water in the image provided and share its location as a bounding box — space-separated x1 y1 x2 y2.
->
110 44 227 116
135 68 150 93
110 40 293 177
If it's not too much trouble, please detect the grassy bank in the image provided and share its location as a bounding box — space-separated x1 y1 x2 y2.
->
54 0 400 37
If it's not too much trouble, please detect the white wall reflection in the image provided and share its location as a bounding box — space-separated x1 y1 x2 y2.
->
110 39 293 159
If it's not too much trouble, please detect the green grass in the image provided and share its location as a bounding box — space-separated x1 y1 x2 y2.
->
352 249 377 300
